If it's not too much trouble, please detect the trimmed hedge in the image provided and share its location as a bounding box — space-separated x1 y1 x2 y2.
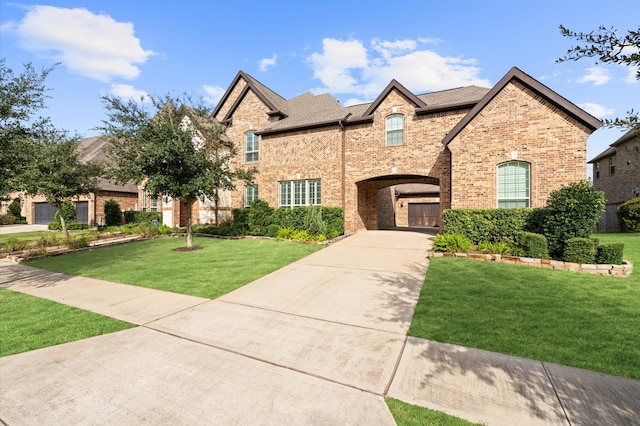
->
104 199 122 226
563 238 596 264
123 210 161 224
596 242 625 265
516 232 549 259
443 208 534 244
48 221 88 231
618 197 640 232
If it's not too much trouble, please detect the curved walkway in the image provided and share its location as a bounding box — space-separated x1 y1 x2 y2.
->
1 230 639 425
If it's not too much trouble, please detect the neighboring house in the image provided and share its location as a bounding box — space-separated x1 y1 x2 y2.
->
208 66 599 233
18 136 141 226
588 129 640 231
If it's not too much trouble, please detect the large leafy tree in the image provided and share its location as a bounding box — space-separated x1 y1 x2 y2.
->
99 95 256 248
20 134 104 237
557 25 640 131
0 59 57 198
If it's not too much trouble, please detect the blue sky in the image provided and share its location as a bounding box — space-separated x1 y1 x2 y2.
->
1 0 638 177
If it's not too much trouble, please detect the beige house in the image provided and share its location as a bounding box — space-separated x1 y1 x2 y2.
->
589 129 640 231
206 66 599 233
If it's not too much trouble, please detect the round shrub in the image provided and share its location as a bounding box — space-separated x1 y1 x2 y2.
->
617 197 640 232
516 232 549 259
104 199 122 226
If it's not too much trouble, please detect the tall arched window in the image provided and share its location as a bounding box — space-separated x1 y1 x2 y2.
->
244 131 259 163
386 114 404 146
497 161 530 208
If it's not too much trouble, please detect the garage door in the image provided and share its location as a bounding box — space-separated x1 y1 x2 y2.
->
34 203 58 225
408 203 439 227
75 201 88 223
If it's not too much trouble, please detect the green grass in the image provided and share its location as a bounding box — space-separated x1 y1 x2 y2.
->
386 398 481 426
27 237 323 299
0 229 91 246
0 288 135 357
410 232 640 379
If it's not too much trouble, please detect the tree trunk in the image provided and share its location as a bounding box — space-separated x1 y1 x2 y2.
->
58 204 70 238
214 193 219 227
185 199 193 248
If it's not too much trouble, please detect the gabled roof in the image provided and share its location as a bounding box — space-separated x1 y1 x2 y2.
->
588 128 640 163
212 71 288 122
78 136 138 193
178 105 232 145
442 67 602 146
361 79 427 117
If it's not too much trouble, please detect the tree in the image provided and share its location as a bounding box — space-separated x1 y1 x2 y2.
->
0 59 57 198
557 25 640 131
20 135 103 237
99 95 257 248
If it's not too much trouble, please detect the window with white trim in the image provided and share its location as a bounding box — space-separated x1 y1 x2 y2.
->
386 114 404 146
244 185 259 207
244 131 259 163
278 179 321 208
497 161 530 208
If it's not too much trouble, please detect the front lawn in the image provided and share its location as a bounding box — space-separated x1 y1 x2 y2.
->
386 398 480 426
0 288 135 357
409 232 640 379
27 237 323 299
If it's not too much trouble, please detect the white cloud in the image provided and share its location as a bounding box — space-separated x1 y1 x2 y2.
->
307 37 490 97
624 67 638 84
110 84 148 101
202 84 225 105
2 5 155 81
259 54 278 72
577 67 611 86
578 102 615 118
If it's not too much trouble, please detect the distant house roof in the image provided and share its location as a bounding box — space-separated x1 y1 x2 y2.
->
588 128 640 163
78 136 138 193
442 67 602 146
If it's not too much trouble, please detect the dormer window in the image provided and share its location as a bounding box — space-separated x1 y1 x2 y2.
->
386 114 404 146
244 131 259 163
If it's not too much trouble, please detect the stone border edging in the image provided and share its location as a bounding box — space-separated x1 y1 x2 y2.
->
428 252 633 278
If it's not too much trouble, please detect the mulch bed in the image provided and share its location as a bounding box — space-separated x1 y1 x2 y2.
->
171 246 204 252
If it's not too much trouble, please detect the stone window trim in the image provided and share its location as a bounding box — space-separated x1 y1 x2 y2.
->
496 161 530 208
385 113 404 146
244 131 259 163
278 179 321 208
244 185 259 207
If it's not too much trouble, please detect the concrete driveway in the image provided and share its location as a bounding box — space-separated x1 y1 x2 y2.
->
2 229 639 425
0 224 48 234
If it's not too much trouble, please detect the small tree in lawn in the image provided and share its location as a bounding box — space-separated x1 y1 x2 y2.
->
19 133 103 237
99 94 256 248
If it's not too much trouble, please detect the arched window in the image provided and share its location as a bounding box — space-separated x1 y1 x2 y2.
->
244 131 259 163
386 114 404 146
497 161 530 208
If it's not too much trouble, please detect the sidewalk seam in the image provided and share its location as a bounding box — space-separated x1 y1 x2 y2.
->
541 362 572 425
384 335 408 396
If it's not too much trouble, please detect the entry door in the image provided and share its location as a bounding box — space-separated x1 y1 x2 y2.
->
408 203 439 227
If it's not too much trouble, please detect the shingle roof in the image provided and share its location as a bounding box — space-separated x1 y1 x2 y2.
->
588 128 640 163
260 92 348 134
78 136 138 193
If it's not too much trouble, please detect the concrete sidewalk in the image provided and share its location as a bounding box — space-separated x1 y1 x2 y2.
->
1 230 639 425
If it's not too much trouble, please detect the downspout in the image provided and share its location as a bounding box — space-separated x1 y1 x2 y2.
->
339 119 346 225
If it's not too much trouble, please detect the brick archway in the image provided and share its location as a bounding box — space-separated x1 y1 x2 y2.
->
354 174 441 231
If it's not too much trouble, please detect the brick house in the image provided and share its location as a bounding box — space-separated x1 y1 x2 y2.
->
18 136 141 226
206 66 600 233
588 129 640 231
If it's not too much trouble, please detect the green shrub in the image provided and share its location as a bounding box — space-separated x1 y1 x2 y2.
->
291 229 311 241
3 238 30 252
136 223 160 237
14 217 27 224
266 224 280 238
516 232 549 259
64 235 90 249
596 242 625 265
476 241 512 255
48 221 88 231
563 238 596 264
443 208 533 244
0 213 16 225
542 181 605 258
618 197 640 232
231 208 250 234
8 199 21 218
321 207 344 236
303 205 327 236
54 200 76 224
247 199 274 236
432 233 472 253
123 210 161 225
104 199 122 226
276 228 295 239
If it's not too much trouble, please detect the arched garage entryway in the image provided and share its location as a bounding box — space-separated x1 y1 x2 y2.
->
353 174 442 231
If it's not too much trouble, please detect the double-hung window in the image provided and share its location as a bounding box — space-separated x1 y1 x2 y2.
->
609 155 616 175
497 161 530 208
278 179 321 208
244 131 259 163
386 114 404 146
244 185 259 207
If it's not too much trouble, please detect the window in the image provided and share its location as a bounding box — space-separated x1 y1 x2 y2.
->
497 161 530 208
595 162 600 179
244 185 259 207
609 155 616 175
244 131 259 163
278 179 321 208
150 197 157 212
386 114 404 146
